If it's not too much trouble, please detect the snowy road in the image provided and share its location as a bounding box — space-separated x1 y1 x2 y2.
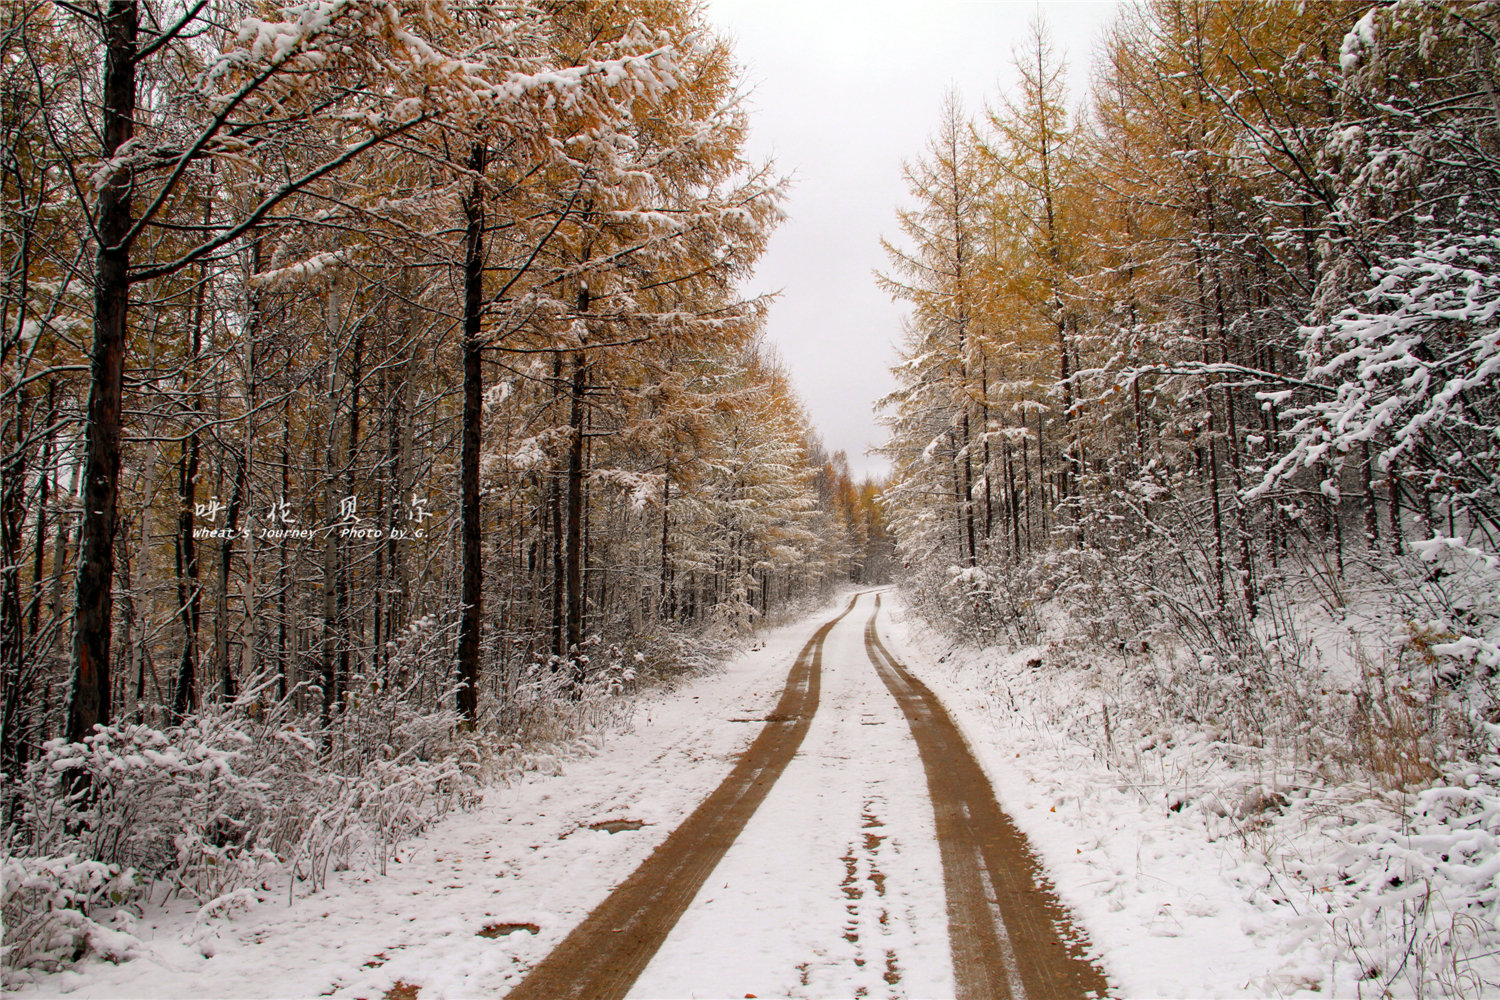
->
627 592 954 999
512 590 1106 1000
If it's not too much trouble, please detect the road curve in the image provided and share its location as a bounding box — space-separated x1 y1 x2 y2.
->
504 594 860 1000
865 593 1109 1000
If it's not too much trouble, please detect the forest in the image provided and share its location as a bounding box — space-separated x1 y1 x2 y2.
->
879 0 1499 991
883 0 1499 660
0 0 890 971
4 0 1500 993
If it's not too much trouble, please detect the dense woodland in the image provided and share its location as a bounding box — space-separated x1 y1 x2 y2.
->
0 0 891 965
882 0 1499 668
881 5 1500 990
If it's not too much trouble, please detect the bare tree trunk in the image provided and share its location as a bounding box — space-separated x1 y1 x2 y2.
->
240 242 261 696
26 383 54 638
320 294 342 731
549 353 564 658
959 409 976 566
381 365 403 661
277 402 290 702
335 321 363 713
1328 460 1345 578
565 287 589 666
1056 319 1072 506
1205 408 1226 613
174 213 212 717
1006 441 1020 559
374 363 386 674
1 391 29 792
394 360 412 626
457 142 486 724
1208 261 1256 618
1196 264 1226 614
172 428 201 718
980 358 992 548
1022 436 1032 555
320 499 336 729
114 532 135 721
47 461 81 645
1388 459 1403 554
215 450 246 700
950 433 966 564
68 0 136 744
1035 409 1047 541
659 471 672 616
133 332 158 712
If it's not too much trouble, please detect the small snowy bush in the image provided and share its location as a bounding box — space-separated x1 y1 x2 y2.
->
1282 730 1500 997
3 666 482 974
1 853 143 976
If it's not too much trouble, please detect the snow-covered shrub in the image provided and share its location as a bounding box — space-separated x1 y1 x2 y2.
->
1 854 143 976
3 660 484 973
280 746 471 891
707 592 761 638
897 556 1042 649
623 628 696 685
1281 727 1500 998
490 635 641 753
1405 534 1500 686
937 562 1046 647
18 722 231 875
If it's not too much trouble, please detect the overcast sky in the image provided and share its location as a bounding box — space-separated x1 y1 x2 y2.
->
701 0 1121 481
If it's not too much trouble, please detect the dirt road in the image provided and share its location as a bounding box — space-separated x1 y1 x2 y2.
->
864 595 1107 1000
504 596 858 1000
507 592 1107 999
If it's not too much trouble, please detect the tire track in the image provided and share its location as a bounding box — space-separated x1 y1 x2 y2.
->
505 594 861 1000
864 595 1110 1000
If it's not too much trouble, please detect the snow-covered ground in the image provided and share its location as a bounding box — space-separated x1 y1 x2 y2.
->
12 589 1494 999
7 599 854 1000
878 590 1500 999
631 592 951 999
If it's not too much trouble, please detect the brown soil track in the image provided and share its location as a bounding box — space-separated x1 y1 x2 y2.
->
865 594 1110 1000
504 594 860 1000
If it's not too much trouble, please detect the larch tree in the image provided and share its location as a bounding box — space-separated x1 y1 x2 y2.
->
879 91 986 572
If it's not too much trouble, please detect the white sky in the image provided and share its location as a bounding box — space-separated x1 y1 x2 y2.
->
702 0 1121 481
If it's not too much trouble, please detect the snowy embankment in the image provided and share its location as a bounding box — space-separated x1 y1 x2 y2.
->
879 590 1500 999
3 598 850 1000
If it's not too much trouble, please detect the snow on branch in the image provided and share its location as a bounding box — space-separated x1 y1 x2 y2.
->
245 250 348 289
1250 234 1500 526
